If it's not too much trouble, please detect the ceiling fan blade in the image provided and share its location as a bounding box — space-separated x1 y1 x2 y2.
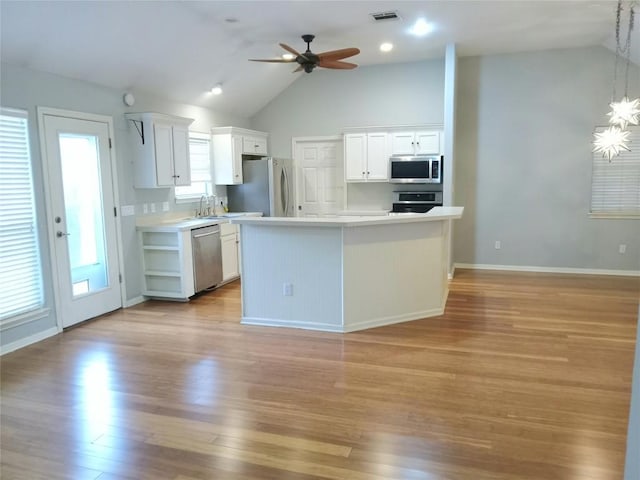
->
318 48 360 61
249 58 296 63
292 65 304 73
279 43 301 57
318 59 358 70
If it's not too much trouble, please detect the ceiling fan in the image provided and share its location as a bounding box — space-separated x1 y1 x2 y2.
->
250 34 360 73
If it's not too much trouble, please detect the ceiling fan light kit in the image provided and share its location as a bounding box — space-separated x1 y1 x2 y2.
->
250 34 360 74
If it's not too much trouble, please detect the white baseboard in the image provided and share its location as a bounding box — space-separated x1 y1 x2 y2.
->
1 326 60 356
454 263 640 277
344 307 445 332
242 317 344 332
243 306 446 333
124 296 146 308
448 265 455 280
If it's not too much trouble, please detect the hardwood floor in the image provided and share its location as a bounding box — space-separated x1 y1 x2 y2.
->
1 269 638 480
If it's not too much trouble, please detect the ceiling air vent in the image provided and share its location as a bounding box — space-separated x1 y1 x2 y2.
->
370 10 401 21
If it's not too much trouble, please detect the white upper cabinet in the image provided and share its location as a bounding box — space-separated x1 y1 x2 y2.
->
213 133 244 184
126 113 194 188
344 132 389 182
212 127 269 185
391 130 441 155
366 132 389 180
242 135 268 155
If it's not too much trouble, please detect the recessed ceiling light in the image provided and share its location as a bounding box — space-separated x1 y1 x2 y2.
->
380 42 393 52
282 53 295 60
210 84 223 95
409 18 434 37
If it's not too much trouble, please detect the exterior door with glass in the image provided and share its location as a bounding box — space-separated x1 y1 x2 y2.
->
40 111 121 328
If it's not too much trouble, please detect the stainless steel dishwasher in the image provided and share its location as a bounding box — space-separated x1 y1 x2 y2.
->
191 224 223 293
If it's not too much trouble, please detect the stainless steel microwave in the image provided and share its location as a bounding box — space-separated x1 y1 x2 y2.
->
389 155 442 184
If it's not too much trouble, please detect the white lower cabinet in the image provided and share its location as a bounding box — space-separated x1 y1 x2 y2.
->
221 223 240 281
138 229 194 299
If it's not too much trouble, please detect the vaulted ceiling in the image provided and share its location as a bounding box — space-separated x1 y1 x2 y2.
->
0 1 633 117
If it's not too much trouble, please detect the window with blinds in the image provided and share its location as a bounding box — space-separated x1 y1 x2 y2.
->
0 108 44 322
174 133 212 201
591 126 640 217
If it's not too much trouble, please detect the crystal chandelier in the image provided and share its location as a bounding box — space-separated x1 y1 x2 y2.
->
594 0 639 161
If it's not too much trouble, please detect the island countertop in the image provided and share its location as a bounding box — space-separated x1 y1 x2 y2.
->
231 206 463 227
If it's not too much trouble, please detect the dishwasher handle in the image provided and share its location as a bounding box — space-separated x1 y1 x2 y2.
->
192 227 220 239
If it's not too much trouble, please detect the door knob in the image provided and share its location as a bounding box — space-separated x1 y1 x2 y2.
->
56 231 70 238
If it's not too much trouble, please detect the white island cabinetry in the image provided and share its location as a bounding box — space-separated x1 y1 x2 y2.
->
126 113 194 188
232 207 463 333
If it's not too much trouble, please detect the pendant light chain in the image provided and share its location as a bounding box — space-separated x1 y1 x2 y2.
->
623 2 635 96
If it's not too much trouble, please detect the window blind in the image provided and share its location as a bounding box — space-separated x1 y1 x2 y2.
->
0 108 44 321
591 126 640 216
175 133 212 200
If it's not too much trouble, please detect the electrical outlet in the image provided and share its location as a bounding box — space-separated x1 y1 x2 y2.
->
150 203 156 213
619 244 627 254
494 240 501 250
142 203 148 214
162 201 170 212
283 283 293 296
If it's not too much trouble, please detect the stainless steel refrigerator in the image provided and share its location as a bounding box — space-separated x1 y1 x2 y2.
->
227 157 296 217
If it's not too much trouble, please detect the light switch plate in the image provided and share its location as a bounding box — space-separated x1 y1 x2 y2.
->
120 205 135 216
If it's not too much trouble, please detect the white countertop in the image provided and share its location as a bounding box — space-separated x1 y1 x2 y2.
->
136 212 262 232
231 206 463 227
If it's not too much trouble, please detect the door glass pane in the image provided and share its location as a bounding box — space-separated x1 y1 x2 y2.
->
58 133 108 296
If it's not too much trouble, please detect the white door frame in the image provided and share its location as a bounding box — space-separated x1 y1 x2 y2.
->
291 135 343 217
37 107 126 331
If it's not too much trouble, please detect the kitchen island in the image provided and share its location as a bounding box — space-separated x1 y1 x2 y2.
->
231 207 463 332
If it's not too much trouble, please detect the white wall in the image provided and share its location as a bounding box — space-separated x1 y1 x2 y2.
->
453 46 640 272
0 63 250 349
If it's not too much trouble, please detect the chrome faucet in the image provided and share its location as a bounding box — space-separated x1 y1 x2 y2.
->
197 194 208 217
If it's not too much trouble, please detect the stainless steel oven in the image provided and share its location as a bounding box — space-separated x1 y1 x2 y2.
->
390 191 443 214
389 155 442 184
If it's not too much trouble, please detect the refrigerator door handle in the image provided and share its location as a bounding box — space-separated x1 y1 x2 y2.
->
280 168 287 215
283 165 290 216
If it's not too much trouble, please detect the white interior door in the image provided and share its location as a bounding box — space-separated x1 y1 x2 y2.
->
40 111 122 328
294 138 344 217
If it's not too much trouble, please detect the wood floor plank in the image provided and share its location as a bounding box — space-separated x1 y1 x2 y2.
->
1 270 638 479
